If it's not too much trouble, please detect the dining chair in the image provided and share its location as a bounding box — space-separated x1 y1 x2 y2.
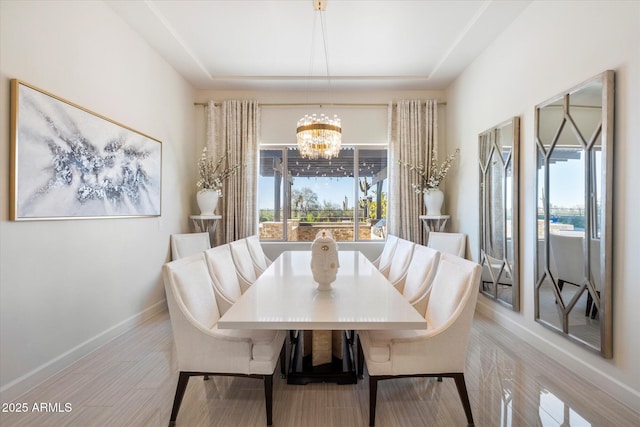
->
245 235 272 274
427 231 466 258
384 238 415 287
397 245 441 316
372 234 398 276
549 232 585 291
357 253 482 426
549 233 601 317
170 232 210 260
162 253 286 426
204 245 243 315
481 253 513 290
229 239 259 293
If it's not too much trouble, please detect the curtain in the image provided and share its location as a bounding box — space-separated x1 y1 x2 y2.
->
206 100 259 245
388 99 438 244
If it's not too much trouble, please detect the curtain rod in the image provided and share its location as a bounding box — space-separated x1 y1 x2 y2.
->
193 101 446 107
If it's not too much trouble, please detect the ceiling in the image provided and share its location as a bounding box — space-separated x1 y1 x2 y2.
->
106 0 531 92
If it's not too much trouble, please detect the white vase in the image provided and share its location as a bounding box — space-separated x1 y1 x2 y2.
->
196 189 220 215
423 188 444 216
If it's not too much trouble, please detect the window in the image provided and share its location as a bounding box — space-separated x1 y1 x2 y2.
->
258 147 387 241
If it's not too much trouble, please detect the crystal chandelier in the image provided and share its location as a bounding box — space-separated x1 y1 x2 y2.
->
296 0 342 160
296 113 341 160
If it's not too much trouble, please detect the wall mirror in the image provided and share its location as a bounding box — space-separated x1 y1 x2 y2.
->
534 70 614 357
479 117 520 311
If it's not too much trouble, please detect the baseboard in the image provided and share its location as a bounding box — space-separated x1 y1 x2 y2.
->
0 299 167 403
475 298 640 413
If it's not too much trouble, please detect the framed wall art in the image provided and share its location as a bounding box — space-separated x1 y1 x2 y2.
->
10 79 162 220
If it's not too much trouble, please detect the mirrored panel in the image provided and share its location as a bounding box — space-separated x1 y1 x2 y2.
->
534 70 613 357
479 117 520 311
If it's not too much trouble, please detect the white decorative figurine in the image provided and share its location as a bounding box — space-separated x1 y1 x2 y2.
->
310 230 340 291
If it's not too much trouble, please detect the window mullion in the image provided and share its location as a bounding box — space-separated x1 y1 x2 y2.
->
353 148 360 241
283 148 289 242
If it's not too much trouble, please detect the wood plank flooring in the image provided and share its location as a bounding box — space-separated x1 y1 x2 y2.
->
1 311 638 427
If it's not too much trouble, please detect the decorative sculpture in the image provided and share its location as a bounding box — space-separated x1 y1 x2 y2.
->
310 230 339 291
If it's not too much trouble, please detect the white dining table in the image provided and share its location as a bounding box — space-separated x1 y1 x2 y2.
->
217 250 427 331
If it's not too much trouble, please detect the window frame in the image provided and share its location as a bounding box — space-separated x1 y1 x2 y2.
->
258 144 388 242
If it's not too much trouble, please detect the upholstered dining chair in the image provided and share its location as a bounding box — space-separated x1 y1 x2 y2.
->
229 239 259 293
549 232 601 317
397 245 441 316
170 232 210 260
384 238 415 288
245 235 272 275
480 253 513 290
204 245 243 315
357 253 482 426
162 253 286 426
427 231 467 258
372 234 399 276
549 232 585 291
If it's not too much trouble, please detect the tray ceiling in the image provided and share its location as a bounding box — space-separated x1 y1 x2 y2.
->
107 0 531 91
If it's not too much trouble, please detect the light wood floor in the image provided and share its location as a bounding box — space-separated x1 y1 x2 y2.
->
1 311 638 427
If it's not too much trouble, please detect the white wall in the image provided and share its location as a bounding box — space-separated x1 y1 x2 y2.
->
261 105 389 145
0 1 196 401
446 1 640 410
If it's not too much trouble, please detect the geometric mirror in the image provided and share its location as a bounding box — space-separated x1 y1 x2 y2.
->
479 117 520 311
534 70 614 357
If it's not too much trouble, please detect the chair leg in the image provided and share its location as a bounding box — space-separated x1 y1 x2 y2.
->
169 371 191 426
280 342 287 378
264 374 274 426
590 290 601 319
369 376 378 426
357 335 364 379
453 373 474 426
555 280 566 304
586 290 601 318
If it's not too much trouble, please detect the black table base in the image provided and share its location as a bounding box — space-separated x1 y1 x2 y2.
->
287 330 358 385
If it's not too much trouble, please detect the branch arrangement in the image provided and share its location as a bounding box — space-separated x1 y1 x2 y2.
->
399 148 460 193
196 147 243 195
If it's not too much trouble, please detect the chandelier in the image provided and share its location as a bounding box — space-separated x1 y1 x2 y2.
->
296 113 341 160
296 0 342 160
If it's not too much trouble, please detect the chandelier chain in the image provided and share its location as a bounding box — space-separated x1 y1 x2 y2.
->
296 0 342 160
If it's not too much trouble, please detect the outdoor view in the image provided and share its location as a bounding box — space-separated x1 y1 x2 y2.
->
258 147 387 241
537 147 602 238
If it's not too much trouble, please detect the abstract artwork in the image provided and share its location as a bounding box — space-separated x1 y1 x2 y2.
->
10 80 161 220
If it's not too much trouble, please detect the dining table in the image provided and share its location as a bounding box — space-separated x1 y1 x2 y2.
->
218 250 427 384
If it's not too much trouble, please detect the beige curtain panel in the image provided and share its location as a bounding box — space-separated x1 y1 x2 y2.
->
206 100 259 245
388 99 438 244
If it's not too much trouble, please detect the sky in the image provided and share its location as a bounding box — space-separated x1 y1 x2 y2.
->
537 150 601 210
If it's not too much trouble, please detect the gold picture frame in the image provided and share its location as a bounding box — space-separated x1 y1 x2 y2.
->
10 79 162 221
